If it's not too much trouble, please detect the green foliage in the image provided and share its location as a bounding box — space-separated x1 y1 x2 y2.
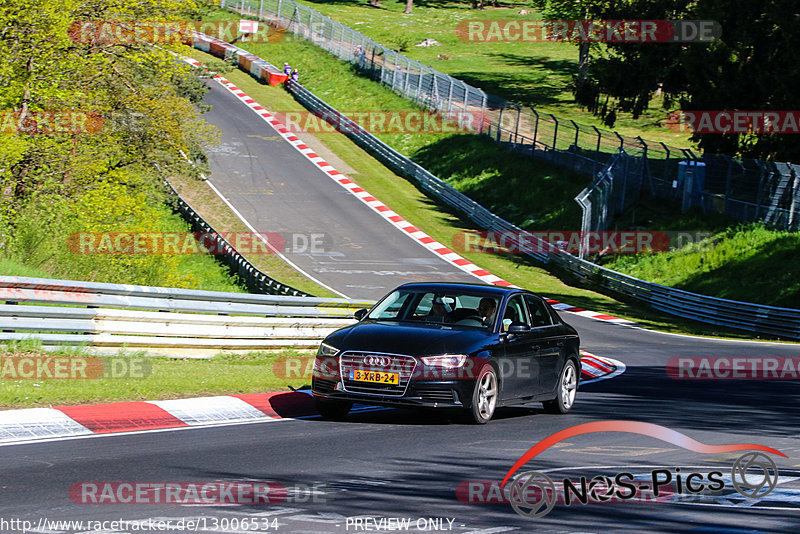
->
584 0 800 160
604 223 800 308
0 0 243 291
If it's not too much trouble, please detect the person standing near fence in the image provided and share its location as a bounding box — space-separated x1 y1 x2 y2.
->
291 69 299 82
283 62 291 76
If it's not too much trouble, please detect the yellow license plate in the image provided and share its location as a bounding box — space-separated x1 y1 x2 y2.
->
349 369 400 385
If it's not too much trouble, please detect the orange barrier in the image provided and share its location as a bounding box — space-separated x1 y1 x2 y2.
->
265 69 288 86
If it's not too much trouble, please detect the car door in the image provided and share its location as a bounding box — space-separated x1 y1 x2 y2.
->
524 294 563 396
498 294 541 400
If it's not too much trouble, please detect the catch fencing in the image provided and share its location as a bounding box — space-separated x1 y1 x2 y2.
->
224 0 800 232
188 31 800 339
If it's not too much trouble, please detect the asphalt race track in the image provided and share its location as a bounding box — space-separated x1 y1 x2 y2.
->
1 77 799 534
198 80 479 299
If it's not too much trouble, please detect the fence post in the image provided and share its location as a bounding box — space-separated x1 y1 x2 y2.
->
615 132 624 151
755 160 768 220
532 109 539 150
514 105 521 145
416 65 425 102
551 114 558 150
480 93 487 139
446 77 454 112
790 168 800 230
497 105 504 142
570 120 579 149
593 126 601 157
391 53 399 90
462 82 469 112
724 156 733 215
259 0 263 20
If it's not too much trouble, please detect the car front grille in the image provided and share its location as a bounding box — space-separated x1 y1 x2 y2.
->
339 352 417 397
312 378 337 394
415 385 458 404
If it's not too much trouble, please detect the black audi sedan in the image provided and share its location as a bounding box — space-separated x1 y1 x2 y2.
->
311 282 580 424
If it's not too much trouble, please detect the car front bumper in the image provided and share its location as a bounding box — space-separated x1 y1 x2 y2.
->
312 377 475 409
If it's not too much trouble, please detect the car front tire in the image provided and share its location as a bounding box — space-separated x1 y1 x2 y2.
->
315 398 352 420
467 365 498 424
543 358 578 414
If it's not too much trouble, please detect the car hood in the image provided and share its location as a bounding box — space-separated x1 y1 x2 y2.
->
325 320 493 356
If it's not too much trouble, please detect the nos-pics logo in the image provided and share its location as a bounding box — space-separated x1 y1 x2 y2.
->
501 421 784 519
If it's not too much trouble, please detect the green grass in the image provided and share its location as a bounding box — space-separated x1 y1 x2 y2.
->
605 223 800 308
0 258 52 279
168 173 339 297
1 201 247 293
288 0 694 148
198 9 589 231
414 134 585 230
0 340 311 408
186 47 781 340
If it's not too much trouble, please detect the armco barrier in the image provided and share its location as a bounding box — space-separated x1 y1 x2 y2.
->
186 33 800 340
157 168 310 297
224 0 799 231
0 276 372 357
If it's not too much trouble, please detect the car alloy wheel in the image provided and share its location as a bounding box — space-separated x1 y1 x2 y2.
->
468 365 498 424
543 359 578 414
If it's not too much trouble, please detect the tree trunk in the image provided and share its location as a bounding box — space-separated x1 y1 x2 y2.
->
577 42 589 87
404 0 412 14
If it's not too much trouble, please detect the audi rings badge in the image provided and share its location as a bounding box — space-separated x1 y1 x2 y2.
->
364 355 391 368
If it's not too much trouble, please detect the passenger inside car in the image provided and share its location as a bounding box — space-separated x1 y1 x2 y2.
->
478 297 497 327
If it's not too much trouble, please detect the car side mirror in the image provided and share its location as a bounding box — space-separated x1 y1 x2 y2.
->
507 322 530 334
354 308 368 321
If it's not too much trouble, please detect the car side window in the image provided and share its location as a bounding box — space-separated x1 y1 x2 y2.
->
502 295 529 331
412 293 434 317
525 295 554 327
370 291 412 320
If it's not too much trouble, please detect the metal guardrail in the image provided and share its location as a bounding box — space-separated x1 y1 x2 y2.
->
187 33 800 340
0 276 372 357
164 180 312 297
225 0 800 231
157 165 312 297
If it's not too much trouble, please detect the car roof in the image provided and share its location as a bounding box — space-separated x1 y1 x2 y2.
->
394 281 528 297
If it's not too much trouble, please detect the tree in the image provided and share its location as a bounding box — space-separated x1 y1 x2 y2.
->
528 0 618 106
587 0 800 160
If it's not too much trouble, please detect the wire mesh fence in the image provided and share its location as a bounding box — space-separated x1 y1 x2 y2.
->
221 0 800 233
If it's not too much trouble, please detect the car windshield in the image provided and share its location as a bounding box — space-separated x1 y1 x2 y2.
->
366 289 500 329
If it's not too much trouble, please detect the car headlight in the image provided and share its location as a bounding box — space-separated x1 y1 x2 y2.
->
421 354 467 368
316 342 339 357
